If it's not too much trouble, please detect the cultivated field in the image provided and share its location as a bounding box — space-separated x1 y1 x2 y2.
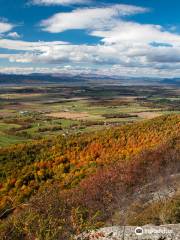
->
0 84 179 146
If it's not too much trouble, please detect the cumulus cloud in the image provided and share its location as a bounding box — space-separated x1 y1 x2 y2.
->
32 0 90 6
91 21 180 46
1 4 180 77
0 21 14 33
2 40 180 67
40 4 147 33
7 32 21 39
0 40 135 65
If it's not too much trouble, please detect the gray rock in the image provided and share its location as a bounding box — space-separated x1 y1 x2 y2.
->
77 224 180 240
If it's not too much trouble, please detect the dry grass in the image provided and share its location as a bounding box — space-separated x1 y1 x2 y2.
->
0 93 42 99
46 111 90 120
135 112 162 119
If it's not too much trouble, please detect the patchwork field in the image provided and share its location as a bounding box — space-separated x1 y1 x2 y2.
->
0 84 179 146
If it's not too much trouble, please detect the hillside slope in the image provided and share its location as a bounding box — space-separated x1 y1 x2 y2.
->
0 114 179 239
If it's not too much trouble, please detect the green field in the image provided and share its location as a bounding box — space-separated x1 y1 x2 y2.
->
0 84 179 146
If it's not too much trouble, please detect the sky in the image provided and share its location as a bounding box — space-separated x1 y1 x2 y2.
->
0 0 180 77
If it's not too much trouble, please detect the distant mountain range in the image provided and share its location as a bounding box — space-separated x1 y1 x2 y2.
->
0 73 179 86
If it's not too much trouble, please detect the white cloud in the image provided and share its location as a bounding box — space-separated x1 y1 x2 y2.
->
2 64 180 78
0 21 14 33
32 0 90 6
0 38 68 51
32 0 89 6
0 43 125 64
91 21 180 46
40 4 147 33
1 4 180 77
7 32 21 39
2 41 180 67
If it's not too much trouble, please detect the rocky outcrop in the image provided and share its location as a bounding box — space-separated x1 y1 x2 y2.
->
77 224 180 240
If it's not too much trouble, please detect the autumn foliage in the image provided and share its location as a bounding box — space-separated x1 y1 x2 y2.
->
0 114 179 239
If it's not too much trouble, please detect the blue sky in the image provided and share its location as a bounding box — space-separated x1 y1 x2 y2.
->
0 0 180 77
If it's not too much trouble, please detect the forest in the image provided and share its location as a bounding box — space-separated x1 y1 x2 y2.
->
0 114 179 239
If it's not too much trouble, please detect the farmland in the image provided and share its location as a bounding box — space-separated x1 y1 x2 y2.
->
0 84 179 147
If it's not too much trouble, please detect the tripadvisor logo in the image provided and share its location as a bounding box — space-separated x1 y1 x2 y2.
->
135 227 144 236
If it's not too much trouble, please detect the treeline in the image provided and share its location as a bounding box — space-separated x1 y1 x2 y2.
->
102 113 138 119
